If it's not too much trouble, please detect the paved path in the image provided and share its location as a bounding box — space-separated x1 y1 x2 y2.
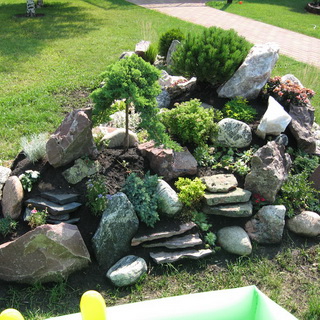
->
127 0 320 69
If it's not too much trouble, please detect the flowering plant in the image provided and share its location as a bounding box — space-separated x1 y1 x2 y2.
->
27 207 48 228
19 170 40 192
252 193 267 211
265 76 315 108
86 174 109 216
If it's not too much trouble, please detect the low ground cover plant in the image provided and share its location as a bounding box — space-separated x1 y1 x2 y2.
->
172 26 251 86
0 217 18 237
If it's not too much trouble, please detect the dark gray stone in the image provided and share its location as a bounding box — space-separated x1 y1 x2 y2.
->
274 134 289 146
41 192 79 205
202 201 253 217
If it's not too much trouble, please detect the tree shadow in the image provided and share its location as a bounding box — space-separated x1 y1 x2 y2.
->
0 2 102 71
82 0 136 11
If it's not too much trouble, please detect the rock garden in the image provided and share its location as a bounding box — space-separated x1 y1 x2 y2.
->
0 26 319 311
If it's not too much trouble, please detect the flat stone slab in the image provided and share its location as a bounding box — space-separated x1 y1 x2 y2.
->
143 233 202 249
202 201 253 217
131 222 197 246
201 174 238 193
204 188 251 206
47 217 80 225
25 198 82 216
41 192 79 205
150 248 213 264
48 213 70 221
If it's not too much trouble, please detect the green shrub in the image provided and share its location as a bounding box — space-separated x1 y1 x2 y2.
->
158 28 185 57
122 172 160 228
175 177 206 208
144 43 158 65
27 208 48 228
19 170 40 192
222 97 257 123
86 174 109 216
21 132 49 163
172 27 251 86
160 99 223 146
277 172 320 217
0 217 18 237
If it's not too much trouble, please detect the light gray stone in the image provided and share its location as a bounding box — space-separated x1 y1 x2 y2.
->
143 233 202 249
287 211 320 237
41 192 79 205
167 77 197 100
245 205 286 244
46 108 98 168
156 89 171 108
256 96 292 139
106 255 147 287
244 141 291 203
25 198 82 216
281 74 303 87
274 134 289 146
166 40 181 67
217 226 252 256
0 223 90 284
159 70 187 89
217 42 279 99
0 166 11 200
217 118 252 148
201 174 238 193
1 176 24 220
92 192 139 269
204 188 251 206
62 158 102 184
135 40 150 57
131 222 197 246
150 248 213 264
156 179 182 217
119 51 135 60
202 201 253 217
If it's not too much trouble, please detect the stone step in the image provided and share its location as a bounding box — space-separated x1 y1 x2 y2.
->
47 217 80 225
25 197 82 216
150 248 213 264
41 192 79 205
202 201 253 217
131 222 197 246
201 174 238 193
204 188 251 206
143 233 202 249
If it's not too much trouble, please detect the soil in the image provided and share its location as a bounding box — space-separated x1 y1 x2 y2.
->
0 85 319 314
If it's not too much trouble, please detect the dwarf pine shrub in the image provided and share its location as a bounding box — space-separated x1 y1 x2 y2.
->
158 28 185 57
172 27 251 86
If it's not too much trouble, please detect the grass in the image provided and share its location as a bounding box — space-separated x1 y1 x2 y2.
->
0 0 319 161
1 244 319 320
206 0 320 39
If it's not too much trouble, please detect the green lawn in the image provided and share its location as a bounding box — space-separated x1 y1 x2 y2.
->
206 0 320 39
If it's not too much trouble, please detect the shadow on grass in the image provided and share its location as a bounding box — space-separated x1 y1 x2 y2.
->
0 2 102 71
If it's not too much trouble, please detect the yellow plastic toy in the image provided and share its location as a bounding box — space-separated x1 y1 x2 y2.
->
80 290 107 320
0 309 24 320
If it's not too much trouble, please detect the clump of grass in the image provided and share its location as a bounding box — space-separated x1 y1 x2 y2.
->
21 132 49 163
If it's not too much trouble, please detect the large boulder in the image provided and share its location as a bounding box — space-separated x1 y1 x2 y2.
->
287 211 320 237
106 255 147 287
0 223 90 284
216 118 252 148
156 179 183 217
1 176 24 220
244 141 291 203
92 192 139 270
46 108 98 168
0 166 11 200
217 226 252 256
217 43 279 99
138 142 197 181
166 40 181 68
256 96 292 139
288 103 316 154
245 205 286 244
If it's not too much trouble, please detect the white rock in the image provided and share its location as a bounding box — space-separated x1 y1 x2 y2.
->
256 96 292 139
287 211 320 237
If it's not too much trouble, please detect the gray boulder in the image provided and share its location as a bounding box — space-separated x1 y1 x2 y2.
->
217 226 252 256
46 108 98 168
281 74 303 87
244 141 291 203
0 166 11 200
217 118 252 148
287 211 320 237
92 192 139 270
217 42 279 99
1 176 24 220
166 40 181 68
135 40 150 58
106 255 147 287
0 223 90 284
245 205 286 244
156 89 171 108
201 174 238 193
156 179 182 217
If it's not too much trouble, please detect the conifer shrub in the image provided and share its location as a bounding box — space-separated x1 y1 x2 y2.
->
172 27 251 86
158 28 185 57
160 99 223 146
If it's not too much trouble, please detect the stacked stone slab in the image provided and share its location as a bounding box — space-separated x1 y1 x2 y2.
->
131 222 213 264
24 192 81 224
201 174 252 218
